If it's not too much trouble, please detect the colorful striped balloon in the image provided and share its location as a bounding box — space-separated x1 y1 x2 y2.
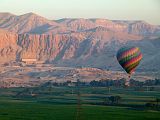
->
116 46 142 75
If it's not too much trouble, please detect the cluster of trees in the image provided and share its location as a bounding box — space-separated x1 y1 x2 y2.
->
143 79 160 86
89 79 125 87
41 78 160 88
103 96 121 105
145 98 160 110
89 78 160 87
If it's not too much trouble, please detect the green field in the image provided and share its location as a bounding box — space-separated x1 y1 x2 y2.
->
0 87 159 120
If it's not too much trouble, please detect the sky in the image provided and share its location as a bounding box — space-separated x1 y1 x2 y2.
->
0 0 159 25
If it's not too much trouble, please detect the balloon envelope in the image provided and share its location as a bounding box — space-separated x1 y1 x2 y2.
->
116 46 142 75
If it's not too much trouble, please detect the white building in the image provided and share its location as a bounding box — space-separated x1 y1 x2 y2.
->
21 58 37 64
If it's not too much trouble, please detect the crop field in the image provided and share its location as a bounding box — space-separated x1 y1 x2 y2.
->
0 86 159 120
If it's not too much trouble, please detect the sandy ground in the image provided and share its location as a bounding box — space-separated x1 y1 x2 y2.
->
0 64 157 88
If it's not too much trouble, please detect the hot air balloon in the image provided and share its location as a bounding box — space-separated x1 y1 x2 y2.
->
116 46 142 86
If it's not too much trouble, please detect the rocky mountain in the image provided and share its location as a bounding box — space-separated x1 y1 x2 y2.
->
0 12 160 72
0 12 59 34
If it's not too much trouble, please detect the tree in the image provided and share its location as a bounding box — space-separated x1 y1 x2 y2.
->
108 96 121 105
156 98 160 107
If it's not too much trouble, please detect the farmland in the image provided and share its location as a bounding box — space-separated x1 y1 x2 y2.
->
0 86 159 120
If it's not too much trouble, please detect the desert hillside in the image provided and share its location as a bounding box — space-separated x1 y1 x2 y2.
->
0 12 160 72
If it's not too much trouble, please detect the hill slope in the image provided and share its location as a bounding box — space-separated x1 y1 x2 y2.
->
0 12 160 72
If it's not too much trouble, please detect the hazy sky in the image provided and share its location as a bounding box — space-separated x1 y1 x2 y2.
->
0 0 159 25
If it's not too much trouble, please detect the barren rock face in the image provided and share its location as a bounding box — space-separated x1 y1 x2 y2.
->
0 29 19 62
0 12 160 71
0 29 142 63
17 34 70 61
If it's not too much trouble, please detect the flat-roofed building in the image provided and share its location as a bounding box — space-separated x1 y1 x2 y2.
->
21 58 37 64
